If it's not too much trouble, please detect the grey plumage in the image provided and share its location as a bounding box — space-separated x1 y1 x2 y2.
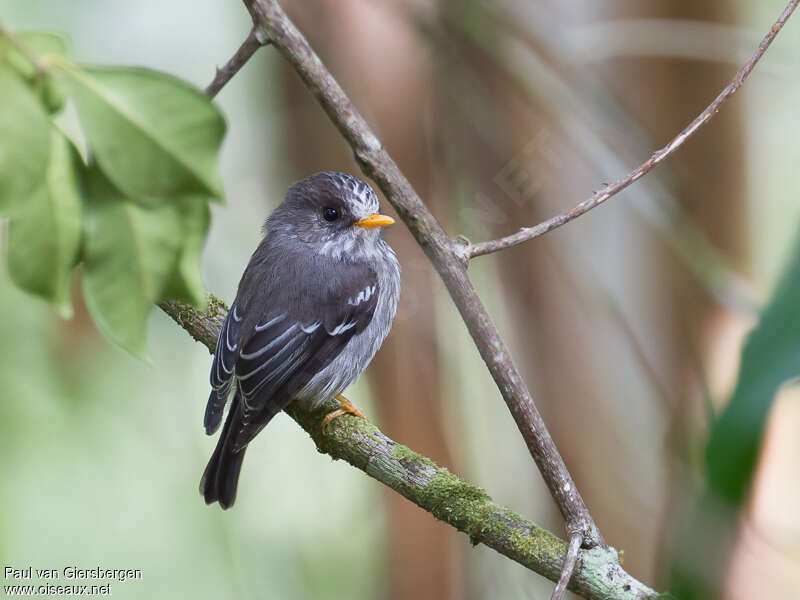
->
202 172 400 508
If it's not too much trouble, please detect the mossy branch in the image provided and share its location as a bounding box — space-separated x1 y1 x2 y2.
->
159 296 660 600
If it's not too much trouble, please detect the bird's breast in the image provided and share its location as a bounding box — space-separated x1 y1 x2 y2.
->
296 246 400 409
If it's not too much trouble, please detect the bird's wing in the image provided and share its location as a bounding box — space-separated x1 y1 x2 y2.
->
232 270 379 450
205 251 380 450
205 302 244 434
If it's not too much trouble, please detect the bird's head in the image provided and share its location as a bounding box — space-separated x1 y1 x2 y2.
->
266 172 395 259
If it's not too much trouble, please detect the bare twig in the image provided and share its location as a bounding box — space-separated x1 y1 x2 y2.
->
463 0 799 260
241 0 604 548
552 533 583 600
158 297 657 600
205 27 266 98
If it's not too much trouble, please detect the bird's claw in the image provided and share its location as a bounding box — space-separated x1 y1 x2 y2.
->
322 395 367 433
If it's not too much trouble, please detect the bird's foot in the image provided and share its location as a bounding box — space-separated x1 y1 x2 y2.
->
322 395 367 433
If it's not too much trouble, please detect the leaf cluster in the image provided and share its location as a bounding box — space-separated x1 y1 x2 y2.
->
0 29 226 357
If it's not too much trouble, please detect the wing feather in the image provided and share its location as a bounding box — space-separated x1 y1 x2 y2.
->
204 249 382 452
205 302 243 434
229 290 379 450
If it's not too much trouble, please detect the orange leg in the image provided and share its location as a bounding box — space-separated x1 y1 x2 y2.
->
322 394 367 433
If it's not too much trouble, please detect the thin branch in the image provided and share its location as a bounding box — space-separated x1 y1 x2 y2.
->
158 297 657 600
552 533 583 600
241 0 604 549
463 0 800 260
205 27 266 98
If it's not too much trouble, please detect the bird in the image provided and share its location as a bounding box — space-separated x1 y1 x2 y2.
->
201 171 401 509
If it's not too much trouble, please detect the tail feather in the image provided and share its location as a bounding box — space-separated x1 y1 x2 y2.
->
204 389 227 435
200 392 247 509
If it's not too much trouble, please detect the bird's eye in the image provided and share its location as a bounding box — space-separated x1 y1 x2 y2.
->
323 207 340 222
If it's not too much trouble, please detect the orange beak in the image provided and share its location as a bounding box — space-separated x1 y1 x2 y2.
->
353 213 395 228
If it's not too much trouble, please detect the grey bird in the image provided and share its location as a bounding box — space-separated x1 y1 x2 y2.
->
201 172 401 509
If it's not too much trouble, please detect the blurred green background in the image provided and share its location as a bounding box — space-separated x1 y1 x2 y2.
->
1 1 799 599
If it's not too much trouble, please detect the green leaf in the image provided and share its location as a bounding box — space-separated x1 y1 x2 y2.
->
6 132 82 317
0 67 52 215
81 168 183 358
60 64 225 199
706 232 800 503
18 31 70 55
163 197 210 307
668 230 800 599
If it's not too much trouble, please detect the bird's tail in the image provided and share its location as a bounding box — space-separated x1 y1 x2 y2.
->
200 391 247 509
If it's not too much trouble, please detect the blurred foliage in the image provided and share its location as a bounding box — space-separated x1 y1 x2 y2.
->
62 64 224 198
669 227 800 599
707 232 800 504
6 131 81 316
0 27 223 356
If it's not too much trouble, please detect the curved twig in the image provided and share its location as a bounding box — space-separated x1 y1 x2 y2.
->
552 533 583 600
463 0 799 260
205 27 267 98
